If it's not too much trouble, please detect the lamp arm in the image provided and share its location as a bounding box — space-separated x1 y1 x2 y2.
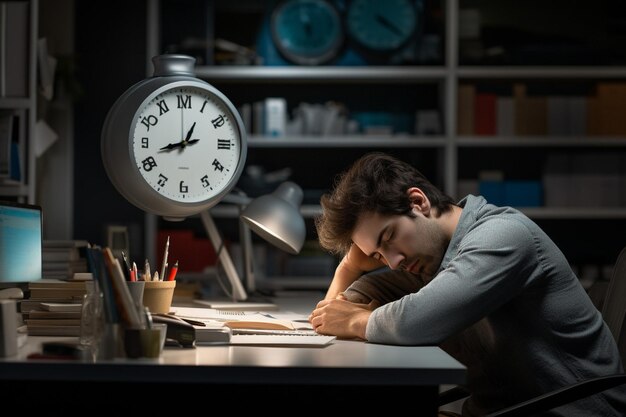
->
200 211 248 301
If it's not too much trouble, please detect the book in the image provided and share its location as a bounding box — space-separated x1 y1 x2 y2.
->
28 279 88 289
43 239 90 248
170 306 312 331
19 298 82 313
25 310 81 319
28 287 87 299
25 319 81 326
40 303 82 312
26 325 81 337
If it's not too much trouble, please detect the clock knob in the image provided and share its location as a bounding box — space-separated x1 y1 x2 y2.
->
152 54 196 77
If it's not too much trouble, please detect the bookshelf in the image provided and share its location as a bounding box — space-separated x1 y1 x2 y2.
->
145 0 626 281
0 0 37 203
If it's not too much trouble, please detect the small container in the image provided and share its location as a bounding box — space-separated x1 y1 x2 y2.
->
142 280 176 314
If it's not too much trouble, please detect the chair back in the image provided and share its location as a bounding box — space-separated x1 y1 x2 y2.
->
602 246 626 362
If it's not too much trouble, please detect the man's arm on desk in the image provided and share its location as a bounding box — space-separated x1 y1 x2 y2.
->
309 298 373 340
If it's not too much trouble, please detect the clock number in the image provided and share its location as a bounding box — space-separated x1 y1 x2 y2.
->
157 174 168 188
217 139 231 150
211 115 226 129
141 156 157 172
179 181 188 193
212 158 225 172
201 175 212 189
177 95 192 109
200 100 208 113
141 137 149 148
141 115 158 131
157 99 169 115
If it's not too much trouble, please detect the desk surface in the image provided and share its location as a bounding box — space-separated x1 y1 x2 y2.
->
1 291 466 387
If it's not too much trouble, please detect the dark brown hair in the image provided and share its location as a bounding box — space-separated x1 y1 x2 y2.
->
315 152 456 255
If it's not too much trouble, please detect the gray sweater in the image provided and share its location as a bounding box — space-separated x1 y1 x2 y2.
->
363 195 626 416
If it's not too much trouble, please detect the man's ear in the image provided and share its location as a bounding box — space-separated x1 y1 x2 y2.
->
407 187 430 214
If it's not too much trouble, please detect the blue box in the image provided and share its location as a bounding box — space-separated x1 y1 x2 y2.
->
479 181 505 206
503 181 543 207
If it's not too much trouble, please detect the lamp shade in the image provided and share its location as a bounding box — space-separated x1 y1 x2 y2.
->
240 181 305 254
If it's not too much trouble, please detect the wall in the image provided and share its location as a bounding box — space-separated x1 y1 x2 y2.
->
73 0 148 256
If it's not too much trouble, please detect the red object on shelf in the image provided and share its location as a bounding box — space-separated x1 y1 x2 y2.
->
157 230 217 273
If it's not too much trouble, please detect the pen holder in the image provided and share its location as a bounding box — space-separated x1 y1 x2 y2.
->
142 280 176 314
126 281 145 310
123 323 167 358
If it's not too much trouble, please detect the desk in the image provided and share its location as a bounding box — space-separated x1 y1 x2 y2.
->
0 292 466 413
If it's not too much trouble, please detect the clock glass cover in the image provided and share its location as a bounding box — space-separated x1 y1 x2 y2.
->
132 85 243 203
347 0 417 52
271 0 343 65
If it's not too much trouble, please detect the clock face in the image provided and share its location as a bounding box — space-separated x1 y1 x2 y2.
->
346 0 417 52
271 0 343 65
131 85 243 204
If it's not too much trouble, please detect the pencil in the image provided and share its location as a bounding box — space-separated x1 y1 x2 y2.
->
144 259 151 281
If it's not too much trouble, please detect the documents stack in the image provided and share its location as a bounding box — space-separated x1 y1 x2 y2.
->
21 279 87 336
42 239 90 280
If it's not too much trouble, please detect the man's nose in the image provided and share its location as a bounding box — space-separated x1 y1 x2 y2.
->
384 252 404 270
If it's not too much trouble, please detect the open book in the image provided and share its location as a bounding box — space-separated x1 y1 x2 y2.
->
170 306 313 331
169 306 335 346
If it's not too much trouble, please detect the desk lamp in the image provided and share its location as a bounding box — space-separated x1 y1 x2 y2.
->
199 182 306 301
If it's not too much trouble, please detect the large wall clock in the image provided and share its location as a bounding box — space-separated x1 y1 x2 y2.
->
346 0 418 55
270 0 344 65
101 54 247 221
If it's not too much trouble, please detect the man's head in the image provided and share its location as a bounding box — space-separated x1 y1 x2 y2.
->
315 152 456 257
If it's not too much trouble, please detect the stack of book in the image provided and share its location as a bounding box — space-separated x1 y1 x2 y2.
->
42 240 90 280
21 279 88 336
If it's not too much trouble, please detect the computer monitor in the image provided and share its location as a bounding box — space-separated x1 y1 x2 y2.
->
0 200 42 286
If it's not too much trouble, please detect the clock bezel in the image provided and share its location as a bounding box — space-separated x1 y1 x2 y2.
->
101 77 247 220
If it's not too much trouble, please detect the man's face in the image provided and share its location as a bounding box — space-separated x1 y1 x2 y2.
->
351 208 449 279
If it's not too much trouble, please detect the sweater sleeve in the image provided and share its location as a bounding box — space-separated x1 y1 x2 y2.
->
365 217 540 345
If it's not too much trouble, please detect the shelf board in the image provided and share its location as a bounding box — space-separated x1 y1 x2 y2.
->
457 66 626 79
0 183 29 196
195 66 448 83
520 207 626 219
456 136 626 147
248 135 446 148
213 204 626 220
0 98 31 109
211 204 322 219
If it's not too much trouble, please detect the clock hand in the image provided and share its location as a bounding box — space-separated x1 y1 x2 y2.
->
160 122 198 152
184 122 196 142
159 142 183 151
375 14 404 37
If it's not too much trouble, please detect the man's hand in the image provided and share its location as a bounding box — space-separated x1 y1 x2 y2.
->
308 298 375 340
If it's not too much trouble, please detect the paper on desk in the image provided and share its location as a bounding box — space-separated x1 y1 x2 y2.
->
170 306 311 330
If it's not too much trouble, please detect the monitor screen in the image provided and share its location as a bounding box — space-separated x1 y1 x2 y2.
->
0 201 42 283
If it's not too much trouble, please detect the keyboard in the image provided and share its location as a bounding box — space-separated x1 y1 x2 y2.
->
231 328 320 336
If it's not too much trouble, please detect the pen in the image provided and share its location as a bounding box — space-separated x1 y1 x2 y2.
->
160 236 169 280
122 251 134 281
167 260 178 281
